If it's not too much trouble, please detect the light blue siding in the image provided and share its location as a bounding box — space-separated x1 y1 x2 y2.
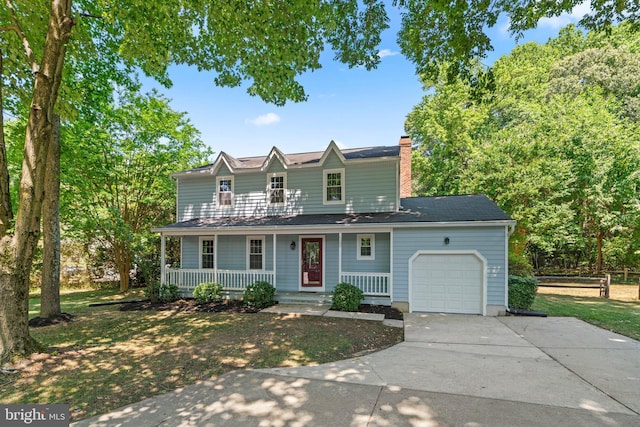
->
392 227 507 306
275 235 299 291
182 236 199 269
342 233 390 273
177 155 398 220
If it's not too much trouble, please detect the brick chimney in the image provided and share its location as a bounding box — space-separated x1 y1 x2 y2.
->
399 135 412 198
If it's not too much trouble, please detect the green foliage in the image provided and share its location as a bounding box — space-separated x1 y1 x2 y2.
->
193 282 223 304
508 276 538 310
331 283 364 312
397 2 640 83
243 281 276 309
509 252 533 278
408 24 640 273
145 283 180 303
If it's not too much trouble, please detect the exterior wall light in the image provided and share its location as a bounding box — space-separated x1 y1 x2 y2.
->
444 237 450 245
290 241 296 250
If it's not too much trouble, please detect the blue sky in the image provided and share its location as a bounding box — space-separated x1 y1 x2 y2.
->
146 4 589 159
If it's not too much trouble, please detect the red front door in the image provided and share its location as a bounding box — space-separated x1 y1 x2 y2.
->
301 238 322 287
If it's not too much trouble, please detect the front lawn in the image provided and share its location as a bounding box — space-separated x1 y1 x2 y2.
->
2 289 403 422
533 284 640 341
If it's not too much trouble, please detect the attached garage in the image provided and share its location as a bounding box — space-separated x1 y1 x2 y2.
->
409 251 487 315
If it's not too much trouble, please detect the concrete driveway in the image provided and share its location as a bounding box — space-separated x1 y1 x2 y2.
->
74 314 640 426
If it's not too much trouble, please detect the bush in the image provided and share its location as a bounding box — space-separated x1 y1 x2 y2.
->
145 282 180 303
243 281 276 309
193 282 223 304
508 275 538 310
508 252 534 278
331 282 363 312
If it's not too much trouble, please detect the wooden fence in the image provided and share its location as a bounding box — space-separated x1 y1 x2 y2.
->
536 274 611 298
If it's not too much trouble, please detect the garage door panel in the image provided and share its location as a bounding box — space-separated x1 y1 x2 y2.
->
411 253 484 314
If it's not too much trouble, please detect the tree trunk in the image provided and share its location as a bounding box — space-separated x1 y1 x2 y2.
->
596 230 604 275
0 0 73 363
40 114 61 318
115 243 131 292
0 52 13 236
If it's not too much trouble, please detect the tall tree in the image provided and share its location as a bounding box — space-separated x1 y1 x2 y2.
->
407 23 640 273
0 0 389 362
64 90 209 291
40 114 61 318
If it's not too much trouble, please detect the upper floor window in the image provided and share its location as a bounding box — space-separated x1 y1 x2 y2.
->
217 176 233 207
247 236 264 270
200 238 215 269
357 234 375 260
268 173 287 205
323 168 345 204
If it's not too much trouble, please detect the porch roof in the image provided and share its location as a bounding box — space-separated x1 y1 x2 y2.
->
154 195 515 232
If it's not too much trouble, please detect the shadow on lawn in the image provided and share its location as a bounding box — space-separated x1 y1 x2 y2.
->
5 304 403 421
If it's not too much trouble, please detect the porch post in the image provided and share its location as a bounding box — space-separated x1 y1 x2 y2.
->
273 233 277 288
160 233 166 285
214 234 218 283
338 232 342 283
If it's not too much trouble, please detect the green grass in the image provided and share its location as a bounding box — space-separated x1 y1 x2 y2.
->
4 289 403 422
29 288 145 318
532 293 640 341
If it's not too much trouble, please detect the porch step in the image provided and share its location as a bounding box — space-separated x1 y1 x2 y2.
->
275 292 333 306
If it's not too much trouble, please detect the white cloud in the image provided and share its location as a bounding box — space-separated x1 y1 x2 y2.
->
378 48 400 58
538 2 590 29
246 113 281 126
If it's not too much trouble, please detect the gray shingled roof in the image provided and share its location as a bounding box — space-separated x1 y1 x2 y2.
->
154 195 513 232
177 145 401 175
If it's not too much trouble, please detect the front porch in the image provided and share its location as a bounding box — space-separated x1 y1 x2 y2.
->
163 267 391 301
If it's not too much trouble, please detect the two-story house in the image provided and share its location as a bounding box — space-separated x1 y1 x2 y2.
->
153 137 515 315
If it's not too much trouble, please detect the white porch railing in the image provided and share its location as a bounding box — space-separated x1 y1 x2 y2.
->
165 268 275 294
340 272 390 296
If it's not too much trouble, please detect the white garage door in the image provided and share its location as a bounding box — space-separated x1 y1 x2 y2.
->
411 253 484 314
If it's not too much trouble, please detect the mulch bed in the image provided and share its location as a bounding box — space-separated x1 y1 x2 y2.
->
118 299 403 320
29 313 76 327
357 304 404 320
119 299 261 314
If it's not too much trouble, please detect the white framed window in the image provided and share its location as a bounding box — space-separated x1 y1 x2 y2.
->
267 173 287 205
200 238 215 269
247 236 265 270
216 176 234 207
357 234 375 260
323 168 345 204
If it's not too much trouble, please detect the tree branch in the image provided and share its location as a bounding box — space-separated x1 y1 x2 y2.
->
4 0 39 74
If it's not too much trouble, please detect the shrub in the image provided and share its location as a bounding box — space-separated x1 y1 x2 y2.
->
243 281 276 309
508 275 538 310
331 282 364 312
508 252 534 278
145 282 180 303
193 282 223 304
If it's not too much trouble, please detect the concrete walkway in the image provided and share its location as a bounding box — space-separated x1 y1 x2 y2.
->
73 313 640 427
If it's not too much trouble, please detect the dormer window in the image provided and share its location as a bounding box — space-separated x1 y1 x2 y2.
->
268 173 287 205
217 176 233 207
323 168 345 205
